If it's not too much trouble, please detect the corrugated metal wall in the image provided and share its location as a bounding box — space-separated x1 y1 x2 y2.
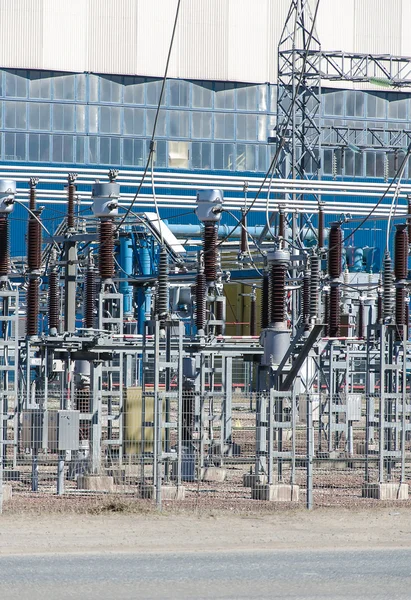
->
0 0 409 83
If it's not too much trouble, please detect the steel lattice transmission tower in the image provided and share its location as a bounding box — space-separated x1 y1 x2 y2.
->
276 0 321 182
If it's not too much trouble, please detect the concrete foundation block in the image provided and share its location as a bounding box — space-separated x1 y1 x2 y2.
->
362 482 409 500
77 475 114 492
2 484 12 503
243 473 268 487
140 484 185 501
252 483 299 502
201 467 227 482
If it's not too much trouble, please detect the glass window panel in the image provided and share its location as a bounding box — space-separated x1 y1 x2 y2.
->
76 136 85 164
124 107 145 135
53 135 62 162
63 136 73 162
345 149 354 176
367 92 386 118
215 83 235 110
124 77 145 104
39 133 49 161
123 138 144 167
355 92 364 117
237 85 257 111
146 79 162 105
89 106 98 133
168 140 189 168
237 114 257 140
214 143 234 170
376 152 385 177
100 76 122 103
53 104 74 131
388 93 407 120
7 101 26 129
77 74 86 101
258 85 267 112
5 70 27 98
388 152 396 178
169 80 189 107
257 145 267 172
355 151 363 176
257 115 267 142
146 108 166 137
100 106 121 134
323 149 333 174
111 137 120 164
346 91 355 117
28 133 39 161
29 103 50 130
169 110 189 137
100 138 110 164
269 85 277 113
214 113 234 140
148 140 167 167
29 72 51 99
324 92 334 116
236 144 256 171
192 111 212 139
89 136 98 163
89 75 99 102
54 74 75 100
366 151 376 177
192 81 213 108
76 105 86 132
192 142 211 169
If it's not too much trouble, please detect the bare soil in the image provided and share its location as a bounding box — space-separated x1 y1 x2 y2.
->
1 497 411 556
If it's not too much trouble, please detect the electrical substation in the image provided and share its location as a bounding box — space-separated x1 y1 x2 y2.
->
2 0 411 511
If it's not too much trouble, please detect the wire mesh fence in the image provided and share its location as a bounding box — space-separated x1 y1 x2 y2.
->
2 389 411 509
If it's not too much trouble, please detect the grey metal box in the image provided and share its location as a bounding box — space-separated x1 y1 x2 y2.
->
48 410 80 451
346 394 362 422
22 410 47 450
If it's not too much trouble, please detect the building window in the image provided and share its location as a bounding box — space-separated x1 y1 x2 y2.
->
236 114 257 141
28 133 50 162
169 110 189 137
100 76 122 103
146 79 162 106
5 101 26 129
53 104 74 132
52 135 73 163
123 138 144 167
367 92 387 119
5 70 27 98
100 105 121 134
214 143 234 170
146 108 167 137
215 82 235 110
214 113 234 140
192 111 212 139
5 132 26 160
149 140 167 167
53 74 75 101
100 136 120 165
123 107 145 135
169 141 189 169
237 84 257 111
236 144 256 171
124 77 145 105
29 103 50 131
76 136 86 164
169 80 189 107
29 72 51 100
192 81 213 109
192 142 211 169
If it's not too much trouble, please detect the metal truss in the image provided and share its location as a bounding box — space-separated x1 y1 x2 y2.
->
322 125 411 151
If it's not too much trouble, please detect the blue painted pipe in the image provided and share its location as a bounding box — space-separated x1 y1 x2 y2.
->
119 227 134 317
137 239 152 334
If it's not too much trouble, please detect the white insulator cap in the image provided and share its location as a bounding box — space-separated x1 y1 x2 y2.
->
195 189 223 223
0 179 16 214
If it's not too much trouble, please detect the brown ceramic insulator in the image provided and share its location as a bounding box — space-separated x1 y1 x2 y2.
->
383 254 394 319
278 209 285 239
302 271 311 331
48 270 59 333
195 271 206 331
395 286 406 327
84 267 96 329
0 216 9 278
67 181 75 229
358 299 364 339
394 225 408 280
377 291 383 324
250 294 256 336
99 219 114 281
240 210 247 254
323 289 330 337
27 216 42 272
26 278 40 337
261 273 269 329
328 224 342 279
270 263 286 324
203 223 218 282
309 254 320 320
329 285 340 338
318 205 324 248
215 298 224 335
157 246 169 318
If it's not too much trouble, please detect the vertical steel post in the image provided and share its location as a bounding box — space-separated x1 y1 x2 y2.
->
306 393 313 510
